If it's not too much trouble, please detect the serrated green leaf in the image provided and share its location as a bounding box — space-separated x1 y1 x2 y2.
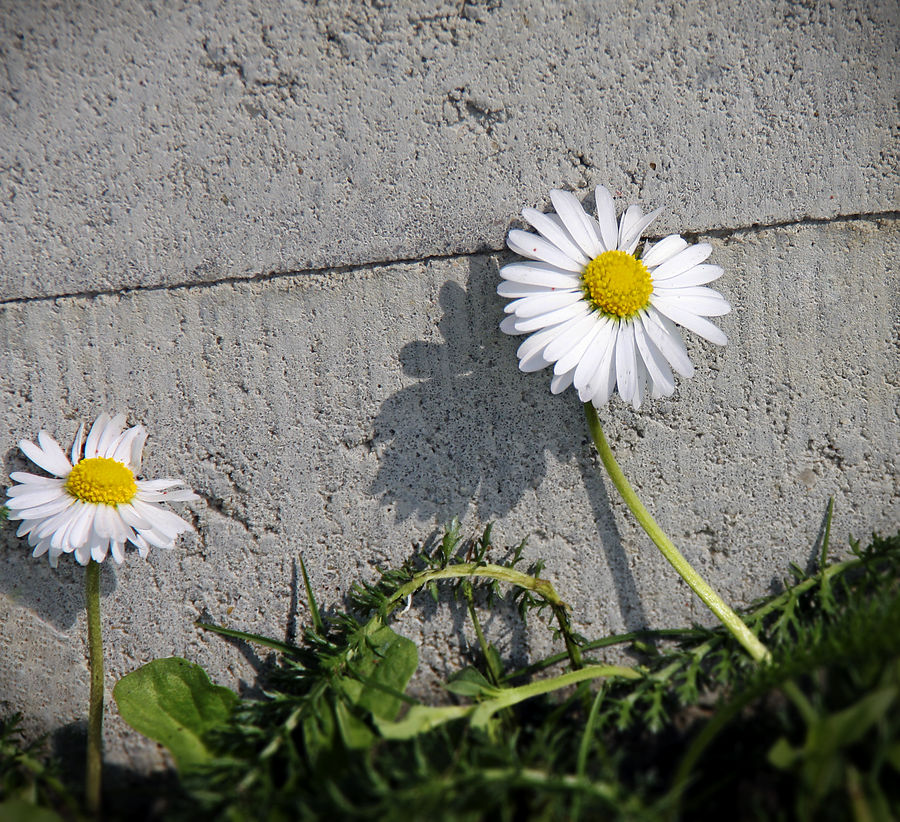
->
113 657 237 771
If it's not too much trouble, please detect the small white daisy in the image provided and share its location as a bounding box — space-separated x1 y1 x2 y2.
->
5 413 199 567
498 186 731 409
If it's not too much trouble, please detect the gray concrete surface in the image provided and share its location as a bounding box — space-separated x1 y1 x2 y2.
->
0 0 897 774
1 0 897 299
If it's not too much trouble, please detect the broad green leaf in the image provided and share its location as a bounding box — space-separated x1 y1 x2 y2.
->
0 800 61 822
334 698 375 749
113 657 237 771
444 667 499 698
341 624 418 721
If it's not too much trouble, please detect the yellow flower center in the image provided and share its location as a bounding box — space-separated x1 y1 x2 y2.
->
581 250 653 318
65 457 137 506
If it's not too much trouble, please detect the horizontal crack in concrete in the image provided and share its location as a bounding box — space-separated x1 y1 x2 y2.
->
2 210 896 307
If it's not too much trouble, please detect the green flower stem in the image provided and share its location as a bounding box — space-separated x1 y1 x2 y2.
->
85 560 104 816
384 563 584 669
584 403 771 664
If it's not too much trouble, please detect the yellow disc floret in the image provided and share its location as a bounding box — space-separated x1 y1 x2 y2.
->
582 250 653 318
65 457 137 506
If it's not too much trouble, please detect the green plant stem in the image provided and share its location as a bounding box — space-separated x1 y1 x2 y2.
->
584 403 770 664
85 560 103 817
462 584 503 686
384 563 584 669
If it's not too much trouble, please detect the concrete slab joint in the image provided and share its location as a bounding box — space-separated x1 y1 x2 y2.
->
0 0 897 774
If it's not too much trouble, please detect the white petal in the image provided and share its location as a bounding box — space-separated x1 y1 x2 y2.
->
70 423 85 464
518 348 553 372
507 230 584 273
573 318 615 392
136 478 184 491
544 313 601 366
111 541 126 563
68 503 97 550
550 367 576 394
497 282 559 299
138 528 175 550
633 320 676 397
615 322 638 404
650 296 728 345
129 426 148 473
6 487 69 510
6 480 65 498
594 186 619 252
617 205 644 252
553 322 604 377
631 356 649 409
656 264 724 288
511 302 590 334
650 243 713 282
37 504 79 543
84 413 110 460
522 208 590 266
93 505 114 540
111 426 141 464
53 507 82 552
516 313 587 361
9 472 65 487
37 432 72 475
640 308 695 378
131 499 193 540
91 541 109 563
74 543 92 565
621 207 663 256
642 235 689 268
549 189 603 258
97 413 127 458
507 290 583 318
117 502 154 531
19 439 70 478
499 315 522 335
15 496 76 521
652 286 731 317
128 531 150 556
31 539 51 559
586 327 620 406
499 262 581 289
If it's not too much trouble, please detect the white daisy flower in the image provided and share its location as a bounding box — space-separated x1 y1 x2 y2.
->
5 413 199 567
498 186 731 409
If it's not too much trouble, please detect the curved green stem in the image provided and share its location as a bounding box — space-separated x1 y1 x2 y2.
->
384 563 583 669
85 560 103 817
584 403 770 664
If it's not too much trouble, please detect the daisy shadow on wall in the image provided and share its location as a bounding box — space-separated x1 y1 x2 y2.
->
369 258 648 630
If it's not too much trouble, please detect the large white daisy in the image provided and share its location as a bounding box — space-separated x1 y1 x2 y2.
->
498 186 731 409
5 413 198 567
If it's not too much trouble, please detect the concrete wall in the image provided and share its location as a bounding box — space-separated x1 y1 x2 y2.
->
1 0 897 772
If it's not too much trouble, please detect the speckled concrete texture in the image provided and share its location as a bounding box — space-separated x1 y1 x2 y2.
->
1 0 897 299
2 216 898 768
0 0 897 774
